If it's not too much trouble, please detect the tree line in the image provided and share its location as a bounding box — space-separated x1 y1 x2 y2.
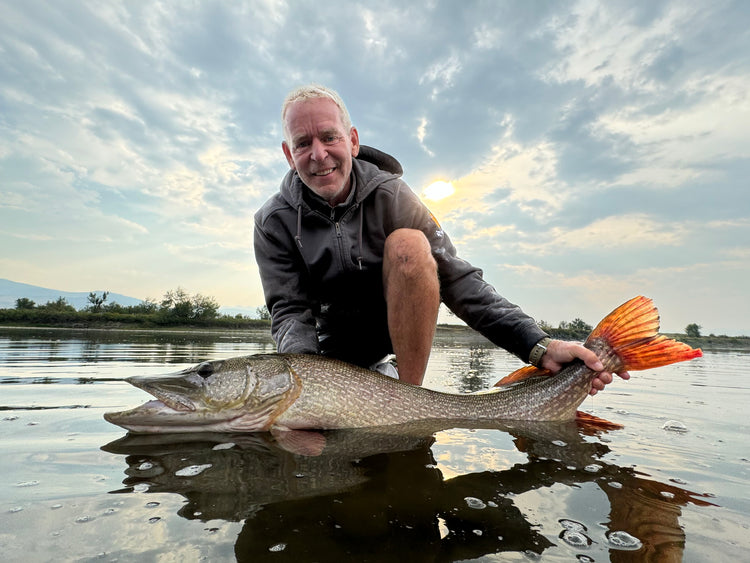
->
1 288 269 329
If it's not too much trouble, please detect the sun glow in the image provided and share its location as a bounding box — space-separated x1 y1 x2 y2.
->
423 180 455 201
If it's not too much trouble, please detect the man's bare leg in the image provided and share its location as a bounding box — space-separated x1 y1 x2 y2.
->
383 229 440 385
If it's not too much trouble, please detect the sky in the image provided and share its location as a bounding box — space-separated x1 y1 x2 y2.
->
1 0 748 336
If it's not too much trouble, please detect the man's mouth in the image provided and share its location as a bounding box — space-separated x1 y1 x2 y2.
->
313 167 335 176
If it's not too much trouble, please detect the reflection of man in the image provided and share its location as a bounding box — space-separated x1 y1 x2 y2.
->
254 84 628 390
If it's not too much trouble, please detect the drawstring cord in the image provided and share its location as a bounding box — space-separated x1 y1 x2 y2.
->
295 205 303 249
356 203 364 270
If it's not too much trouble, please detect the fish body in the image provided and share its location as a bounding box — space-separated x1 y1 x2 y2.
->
104 296 702 433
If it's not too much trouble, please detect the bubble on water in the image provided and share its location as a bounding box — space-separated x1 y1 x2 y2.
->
584 464 602 473
27 421 39 426
473 529 483 536
148 516 161 524
137 462 154 471
102 507 118 516
133 483 150 493
175 464 212 477
75 515 94 523
487 501 498 508
145 501 160 508
608 481 623 489
662 420 688 433
9 506 24 513
559 530 592 548
464 497 486 509
669 477 688 485
269 543 287 552
559 519 587 532
213 442 235 450
15 480 40 487
577 555 595 562
552 440 567 447
3 415 19 421
51 504 63 510
660 491 675 499
607 530 643 550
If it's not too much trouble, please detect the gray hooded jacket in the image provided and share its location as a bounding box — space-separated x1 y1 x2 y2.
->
253 146 547 368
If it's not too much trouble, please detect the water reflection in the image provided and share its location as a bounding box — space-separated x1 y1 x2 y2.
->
0 327 275 367
103 422 713 561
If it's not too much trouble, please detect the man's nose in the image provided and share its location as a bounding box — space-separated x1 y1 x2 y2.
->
310 138 327 161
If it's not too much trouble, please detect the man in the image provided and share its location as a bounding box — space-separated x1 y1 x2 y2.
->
254 84 628 392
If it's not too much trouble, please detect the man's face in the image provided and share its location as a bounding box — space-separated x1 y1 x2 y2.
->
282 98 360 207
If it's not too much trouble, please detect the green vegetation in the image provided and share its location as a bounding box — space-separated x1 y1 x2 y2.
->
1 288 268 330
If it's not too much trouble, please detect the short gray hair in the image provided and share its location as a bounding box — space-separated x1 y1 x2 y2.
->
281 84 352 144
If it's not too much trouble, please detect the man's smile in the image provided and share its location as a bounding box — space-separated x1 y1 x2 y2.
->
313 167 336 176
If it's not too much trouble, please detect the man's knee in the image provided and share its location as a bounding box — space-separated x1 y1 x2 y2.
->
383 228 437 279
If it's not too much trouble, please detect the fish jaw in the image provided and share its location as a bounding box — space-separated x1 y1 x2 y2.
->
103 398 285 434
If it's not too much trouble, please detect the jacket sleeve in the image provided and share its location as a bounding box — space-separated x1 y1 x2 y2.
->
253 211 320 355
388 182 548 362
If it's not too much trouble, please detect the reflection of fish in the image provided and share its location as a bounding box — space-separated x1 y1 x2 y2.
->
104 296 701 433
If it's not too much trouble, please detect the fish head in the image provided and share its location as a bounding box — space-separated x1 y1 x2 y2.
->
105 354 299 433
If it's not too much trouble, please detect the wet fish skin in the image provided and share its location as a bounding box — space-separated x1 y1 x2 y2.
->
104 296 702 434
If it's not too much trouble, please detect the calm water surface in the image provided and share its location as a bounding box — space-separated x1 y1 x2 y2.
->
0 327 748 562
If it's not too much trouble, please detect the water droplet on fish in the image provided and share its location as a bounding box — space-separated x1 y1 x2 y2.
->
662 420 688 433
213 442 235 450
552 440 567 447
584 464 602 473
175 464 212 477
269 543 287 552
137 462 154 471
560 530 592 547
607 530 643 550
464 497 486 509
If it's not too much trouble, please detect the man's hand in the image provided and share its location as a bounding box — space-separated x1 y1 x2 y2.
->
540 339 630 395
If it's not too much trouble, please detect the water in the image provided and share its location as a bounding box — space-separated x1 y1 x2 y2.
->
1 327 748 561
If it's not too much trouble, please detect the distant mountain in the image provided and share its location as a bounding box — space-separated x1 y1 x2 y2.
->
0 278 143 311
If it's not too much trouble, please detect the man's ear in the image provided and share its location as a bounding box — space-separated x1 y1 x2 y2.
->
282 141 295 169
350 127 360 158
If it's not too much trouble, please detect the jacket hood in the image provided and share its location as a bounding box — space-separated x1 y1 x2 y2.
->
279 145 403 209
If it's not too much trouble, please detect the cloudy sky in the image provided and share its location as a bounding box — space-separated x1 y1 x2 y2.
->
1 0 748 335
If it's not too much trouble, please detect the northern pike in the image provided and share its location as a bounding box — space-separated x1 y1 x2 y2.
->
104 296 702 433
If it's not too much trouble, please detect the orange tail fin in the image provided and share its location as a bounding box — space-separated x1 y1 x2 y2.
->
585 296 702 371
493 296 702 387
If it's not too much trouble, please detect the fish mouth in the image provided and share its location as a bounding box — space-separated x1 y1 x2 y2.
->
126 375 197 412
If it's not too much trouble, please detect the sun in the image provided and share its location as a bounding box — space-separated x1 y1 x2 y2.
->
422 180 455 202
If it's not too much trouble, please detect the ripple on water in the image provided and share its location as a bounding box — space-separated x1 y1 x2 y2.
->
606 530 643 550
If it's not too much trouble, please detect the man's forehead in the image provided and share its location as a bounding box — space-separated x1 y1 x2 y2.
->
285 98 345 131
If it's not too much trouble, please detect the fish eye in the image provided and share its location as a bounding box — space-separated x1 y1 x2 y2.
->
196 363 214 378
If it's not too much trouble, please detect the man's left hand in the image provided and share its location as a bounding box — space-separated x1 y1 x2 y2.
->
540 339 630 395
